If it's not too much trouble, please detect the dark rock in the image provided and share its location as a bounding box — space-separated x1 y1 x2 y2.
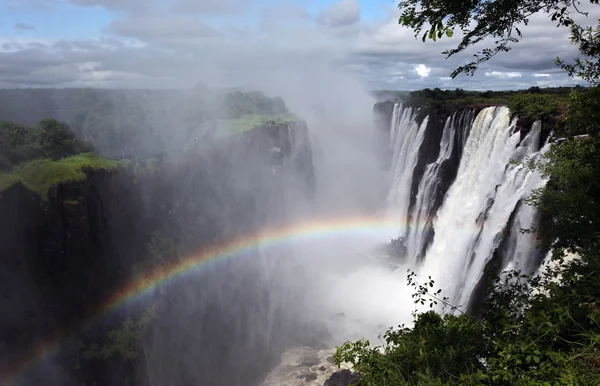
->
0 121 317 386
296 374 318 381
324 369 360 386
319 366 326 371
326 356 334 364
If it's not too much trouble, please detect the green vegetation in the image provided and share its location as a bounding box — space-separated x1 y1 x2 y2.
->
507 93 561 122
563 86 600 136
403 87 574 114
397 0 599 79
0 118 93 171
72 303 158 383
0 153 121 200
224 91 288 118
218 113 298 135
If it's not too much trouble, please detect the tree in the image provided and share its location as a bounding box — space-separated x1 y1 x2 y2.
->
557 20 600 84
38 118 79 159
397 0 600 78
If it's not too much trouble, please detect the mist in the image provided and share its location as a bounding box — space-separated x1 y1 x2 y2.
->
127 44 409 385
1 8 418 385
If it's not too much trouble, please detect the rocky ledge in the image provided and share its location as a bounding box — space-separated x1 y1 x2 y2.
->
262 347 359 386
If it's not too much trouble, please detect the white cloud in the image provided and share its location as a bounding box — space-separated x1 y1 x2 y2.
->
533 73 551 77
485 71 522 78
414 64 431 78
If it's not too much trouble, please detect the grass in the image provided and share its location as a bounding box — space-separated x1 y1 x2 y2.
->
0 153 122 200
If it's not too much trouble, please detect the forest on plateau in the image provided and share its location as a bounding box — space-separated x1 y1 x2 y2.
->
333 0 600 385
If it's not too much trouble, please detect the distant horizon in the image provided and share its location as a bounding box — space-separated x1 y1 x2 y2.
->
0 84 588 93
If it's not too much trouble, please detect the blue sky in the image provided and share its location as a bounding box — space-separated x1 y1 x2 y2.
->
2 1 115 39
0 0 596 90
1 0 389 39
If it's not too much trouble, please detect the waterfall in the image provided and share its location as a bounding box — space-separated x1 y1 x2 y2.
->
386 103 429 232
405 109 474 265
386 105 549 309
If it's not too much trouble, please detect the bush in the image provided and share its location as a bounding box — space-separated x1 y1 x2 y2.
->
0 118 93 170
507 93 560 122
563 86 600 136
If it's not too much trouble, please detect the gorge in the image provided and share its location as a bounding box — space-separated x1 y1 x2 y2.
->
0 88 552 386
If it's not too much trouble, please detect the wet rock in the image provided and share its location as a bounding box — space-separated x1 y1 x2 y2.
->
296 374 318 381
324 369 360 386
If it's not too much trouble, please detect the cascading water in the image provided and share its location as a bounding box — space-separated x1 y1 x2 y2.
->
386 103 429 227
405 110 474 265
386 105 549 309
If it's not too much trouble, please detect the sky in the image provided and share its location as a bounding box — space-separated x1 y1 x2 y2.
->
1 0 599 90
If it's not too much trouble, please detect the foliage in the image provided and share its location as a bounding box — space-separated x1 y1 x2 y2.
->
526 135 600 255
224 91 288 119
0 153 122 200
335 261 600 385
0 118 92 171
557 20 600 85
81 304 158 362
563 86 600 135
404 86 573 111
221 114 298 134
507 93 561 121
397 0 599 78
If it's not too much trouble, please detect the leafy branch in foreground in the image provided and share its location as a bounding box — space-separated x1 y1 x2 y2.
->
397 0 599 78
335 260 600 385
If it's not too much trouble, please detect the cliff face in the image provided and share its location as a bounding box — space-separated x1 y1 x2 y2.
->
0 121 315 386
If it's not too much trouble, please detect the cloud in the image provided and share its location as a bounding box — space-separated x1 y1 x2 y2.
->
14 22 36 31
171 0 247 14
107 15 223 43
0 0 595 90
317 0 360 28
414 64 431 78
67 0 152 12
485 71 522 79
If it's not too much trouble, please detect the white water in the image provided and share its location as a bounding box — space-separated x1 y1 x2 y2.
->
386 103 429 226
387 106 549 309
405 110 473 265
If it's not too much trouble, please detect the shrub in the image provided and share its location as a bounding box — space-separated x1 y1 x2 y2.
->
507 93 560 122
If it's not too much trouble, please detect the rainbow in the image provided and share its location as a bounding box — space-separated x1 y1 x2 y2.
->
2 215 401 386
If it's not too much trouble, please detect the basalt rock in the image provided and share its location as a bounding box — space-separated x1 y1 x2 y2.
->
324 369 361 386
0 121 315 386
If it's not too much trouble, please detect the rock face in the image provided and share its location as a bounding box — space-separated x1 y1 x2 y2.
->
0 121 315 386
324 370 361 386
